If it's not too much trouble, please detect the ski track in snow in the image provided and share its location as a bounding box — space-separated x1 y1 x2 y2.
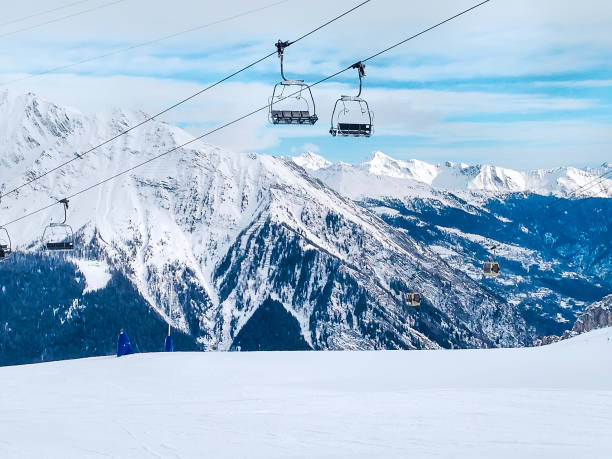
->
1 328 611 458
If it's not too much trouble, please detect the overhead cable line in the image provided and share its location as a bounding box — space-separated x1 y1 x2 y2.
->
548 168 612 204
545 169 612 218
0 0 493 228
0 0 129 40
0 0 93 28
1 0 292 87
0 0 372 201
490 167 612 235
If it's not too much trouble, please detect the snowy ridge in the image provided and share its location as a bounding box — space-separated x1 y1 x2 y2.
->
290 151 331 170
291 150 612 199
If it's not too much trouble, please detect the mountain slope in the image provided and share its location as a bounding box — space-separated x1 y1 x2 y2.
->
0 92 530 365
291 151 611 338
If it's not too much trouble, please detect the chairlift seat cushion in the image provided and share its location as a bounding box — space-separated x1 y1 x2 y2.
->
271 110 318 125
46 241 74 250
332 123 372 137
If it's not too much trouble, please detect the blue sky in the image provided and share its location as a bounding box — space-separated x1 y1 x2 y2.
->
1 0 611 169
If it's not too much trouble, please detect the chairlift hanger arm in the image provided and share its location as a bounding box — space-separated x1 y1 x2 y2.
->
58 198 69 225
351 61 366 97
276 39 297 82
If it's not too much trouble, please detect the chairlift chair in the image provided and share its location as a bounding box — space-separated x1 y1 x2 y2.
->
405 292 422 307
42 198 75 251
0 226 11 260
269 40 318 125
330 62 374 137
482 245 500 277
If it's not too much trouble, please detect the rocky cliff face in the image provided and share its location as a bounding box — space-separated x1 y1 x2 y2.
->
572 295 612 334
536 295 612 345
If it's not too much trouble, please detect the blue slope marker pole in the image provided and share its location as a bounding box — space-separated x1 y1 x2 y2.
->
117 329 134 357
164 323 174 352
164 290 174 352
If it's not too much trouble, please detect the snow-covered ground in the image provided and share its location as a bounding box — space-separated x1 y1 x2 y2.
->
1 328 611 458
71 259 112 293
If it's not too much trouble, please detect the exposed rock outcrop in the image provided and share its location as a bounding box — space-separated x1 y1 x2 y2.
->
572 295 612 334
536 295 612 345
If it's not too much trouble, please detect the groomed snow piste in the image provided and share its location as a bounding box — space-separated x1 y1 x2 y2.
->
1 328 611 458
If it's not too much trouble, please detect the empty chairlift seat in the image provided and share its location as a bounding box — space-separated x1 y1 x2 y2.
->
45 240 74 251
334 122 372 137
42 199 75 252
0 227 11 259
270 108 318 125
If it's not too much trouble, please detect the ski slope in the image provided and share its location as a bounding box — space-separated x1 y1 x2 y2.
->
1 328 611 458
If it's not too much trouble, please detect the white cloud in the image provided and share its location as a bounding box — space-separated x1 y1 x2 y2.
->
533 79 612 88
3 71 604 154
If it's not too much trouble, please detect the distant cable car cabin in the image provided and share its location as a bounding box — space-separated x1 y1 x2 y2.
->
42 198 75 251
330 62 374 137
483 261 500 277
482 245 500 277
269 40 318 125
0 226 11 260
405 292 422 307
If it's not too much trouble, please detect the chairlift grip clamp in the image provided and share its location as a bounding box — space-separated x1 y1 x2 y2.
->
276 40 291 57
351 61 366 77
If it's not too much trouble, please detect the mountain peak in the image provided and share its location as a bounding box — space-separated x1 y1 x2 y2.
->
298 150 611 199
358 151 438 184
363 150 394 165
291 151 332 170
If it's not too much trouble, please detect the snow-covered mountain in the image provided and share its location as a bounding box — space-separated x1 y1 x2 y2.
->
291 151 612 199
0 91 532 365
290 151 611 341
